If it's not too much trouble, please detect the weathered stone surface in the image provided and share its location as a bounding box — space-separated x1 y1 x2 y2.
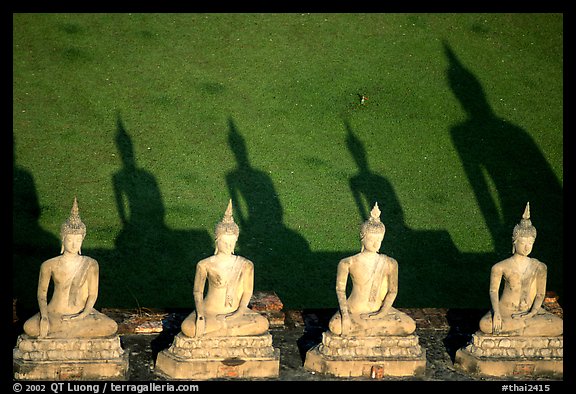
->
304 203 426 378
304 332 426 377
155 333 279 380
454 331 563 378
13 198 129 380
13 335 129 380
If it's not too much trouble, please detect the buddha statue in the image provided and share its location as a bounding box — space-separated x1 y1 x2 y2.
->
328 202 416 337
478 202 563 336
22 197 118 339
180 199 269 337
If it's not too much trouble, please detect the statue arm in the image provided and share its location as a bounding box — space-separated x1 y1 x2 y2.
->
377 258 398 316
81 262 99 317
37 262 52 337
528 263 547 316
489 264 503 332
37 262 51 313
193 262 207 317
192 261 208 337
335 258 351 317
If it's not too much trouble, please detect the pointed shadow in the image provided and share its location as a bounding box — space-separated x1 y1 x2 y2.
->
346 120 406 255
444 41 563 295
12 136 61 343
225 117 318 308
105 114 212 309
344 120 469 308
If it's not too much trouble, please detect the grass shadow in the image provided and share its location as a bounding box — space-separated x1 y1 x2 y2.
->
444 41 563 298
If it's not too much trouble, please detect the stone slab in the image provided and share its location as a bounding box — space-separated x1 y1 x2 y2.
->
154 332 280 379
455 347 563 378
304 332 426 378
13 335 129 380
454 332 563 378
304 345 426 378
155 348 280 380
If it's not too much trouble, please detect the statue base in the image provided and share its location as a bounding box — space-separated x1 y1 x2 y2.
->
304 332 426 378
455 332 563 378
13 334 129 380
154 332 280 380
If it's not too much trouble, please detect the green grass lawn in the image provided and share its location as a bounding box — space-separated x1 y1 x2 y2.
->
13 13 563 311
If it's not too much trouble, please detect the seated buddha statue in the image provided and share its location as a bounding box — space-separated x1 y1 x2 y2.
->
23 197 118 339
479 202 563 337
180 199 269 337
328 202 416 337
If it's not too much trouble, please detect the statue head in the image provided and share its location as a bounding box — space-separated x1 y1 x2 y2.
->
214 199 240 254
360 202 386 252
59 197 87 254
512 202 537 254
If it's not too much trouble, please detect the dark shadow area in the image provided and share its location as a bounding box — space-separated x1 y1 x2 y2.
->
12 136 61 310
225 117 321 308
442 308 488 363
93 114 212 308
149 309 189 360
295 308 336 364
12 136 61 349
344 120 471 308
444 41 563 298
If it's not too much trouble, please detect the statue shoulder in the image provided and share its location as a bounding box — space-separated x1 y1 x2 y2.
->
83 256 99 267
338 255 354 267
40 256 60 271
531 258 547 272
491 258 511 272
382 255 398 267
237 256 254 269
196 256 213 268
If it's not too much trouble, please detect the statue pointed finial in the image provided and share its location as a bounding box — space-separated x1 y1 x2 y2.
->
71 196 79 216
370 202 381 222
60 196 87 240
512 201 537 243
223 199 234 224
522 201 531 220
360 202 386 238
215 199 239 239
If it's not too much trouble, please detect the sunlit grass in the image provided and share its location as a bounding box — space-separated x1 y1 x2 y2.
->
13 13 563 310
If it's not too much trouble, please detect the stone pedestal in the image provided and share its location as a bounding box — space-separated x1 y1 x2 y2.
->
455 332 563 378
155 332 280 380
304 331 426 378
13 335 129 380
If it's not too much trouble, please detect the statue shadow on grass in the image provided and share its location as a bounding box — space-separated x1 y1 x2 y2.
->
12 135 61 344
225 117 320 309
99 114 212 310
344 120 468 308
440 42 563 362
444 41 563 295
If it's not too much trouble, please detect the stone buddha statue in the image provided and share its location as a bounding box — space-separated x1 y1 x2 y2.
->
328 202 416 337
304 202 425 378
22 197 118 339
180 199 269 337
479 202 563 337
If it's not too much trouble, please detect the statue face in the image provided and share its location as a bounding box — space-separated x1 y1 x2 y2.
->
62 233 83 254
514 236 535 257
362 231 384 253
216 233 238 255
